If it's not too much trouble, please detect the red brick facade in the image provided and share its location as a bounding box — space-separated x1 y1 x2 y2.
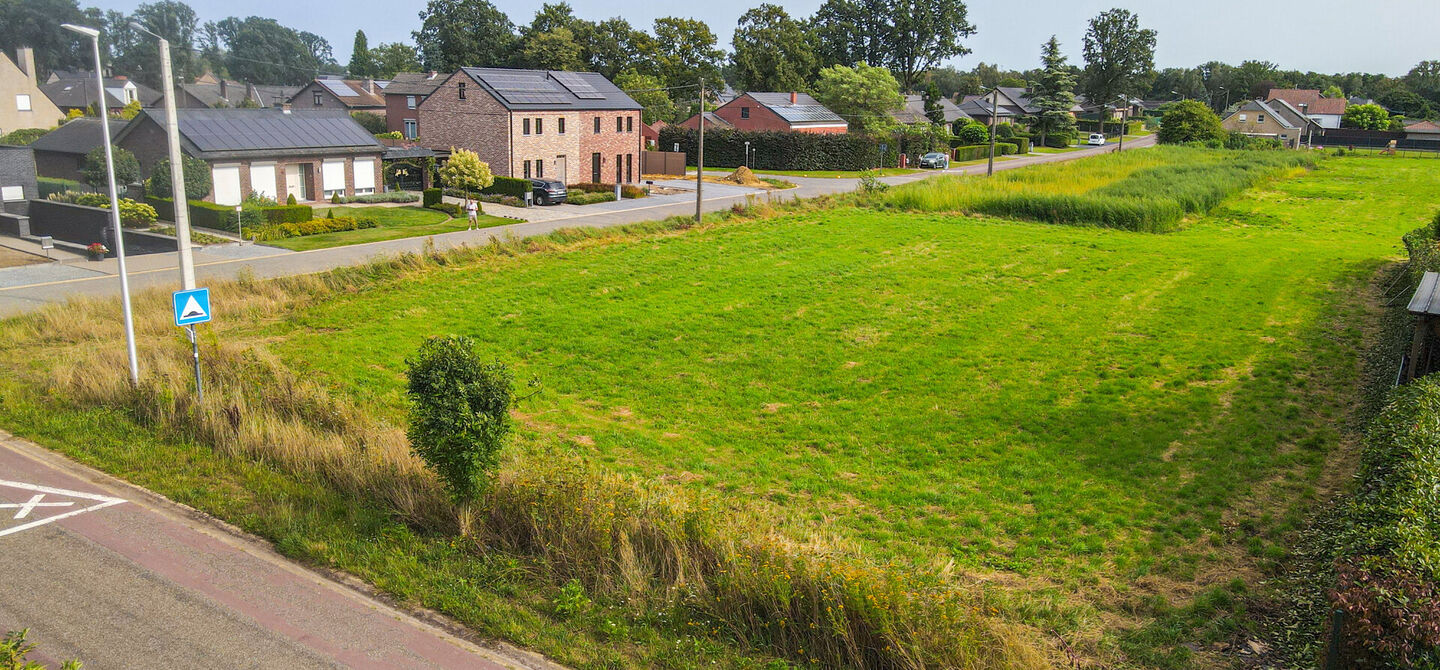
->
706 94 848 135
417 71 642 184
385 93 421 138
290 80 386 117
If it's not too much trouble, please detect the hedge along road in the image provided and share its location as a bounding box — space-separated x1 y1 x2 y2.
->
0 136 1153 317
0 429 551 670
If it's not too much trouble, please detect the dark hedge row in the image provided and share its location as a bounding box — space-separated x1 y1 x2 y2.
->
658 127 891 171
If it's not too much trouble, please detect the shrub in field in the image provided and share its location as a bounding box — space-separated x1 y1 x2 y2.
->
1158 100 1226 145
404 335 515 503
956 120 990 145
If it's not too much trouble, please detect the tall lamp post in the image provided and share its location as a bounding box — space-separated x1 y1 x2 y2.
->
63 23 139 387
1300 102 1313 148
131 21 196 289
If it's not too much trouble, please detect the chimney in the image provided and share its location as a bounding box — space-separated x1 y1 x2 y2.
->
363 79 374 94
280 102 292 114
16 48 35 85
218 79 227 100
427 70 437 80
790 91 797 104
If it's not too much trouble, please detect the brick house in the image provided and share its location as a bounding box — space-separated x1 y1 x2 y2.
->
288 78 388 118
115 108 385 206
40 72 160 115
1 48 63 134
29 118 121 181
418 67 643 184
1221 100 1303 147
681 92 847 134
383 72 444 140
1266 89 1346 129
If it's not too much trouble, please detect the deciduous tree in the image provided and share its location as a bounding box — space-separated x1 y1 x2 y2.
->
121 1 201 87
437 147 494 198
413 0 516 72
371 42 422 78
812 62 904 135
521 26 582 71
651 17 723 91
148 155 211 200
1081 8 1156 109
82 146 140 190
1157 100 1224 144
731 4 815 93
1342 103 1390 130
615 69 674 124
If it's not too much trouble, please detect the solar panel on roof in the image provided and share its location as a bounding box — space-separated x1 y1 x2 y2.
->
320 80 359 97
552 71 605 99
503 92 569 105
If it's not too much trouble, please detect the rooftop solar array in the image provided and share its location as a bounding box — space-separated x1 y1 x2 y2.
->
319 79 359 97
552 71 606 99
161 109 382 154
481 72 571 105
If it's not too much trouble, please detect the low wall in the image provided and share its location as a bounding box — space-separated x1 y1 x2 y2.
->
28 199 110 248
0 213 28 237
640 151 686 176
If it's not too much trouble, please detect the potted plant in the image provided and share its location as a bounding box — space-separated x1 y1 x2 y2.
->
87 242 108 261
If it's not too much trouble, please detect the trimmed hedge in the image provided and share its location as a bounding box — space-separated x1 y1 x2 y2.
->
259 204 313 224
338 192 419 204
568 182 646 199
147 196 244 232
480 176 530 199
1075 119 1145 136
38 177 86 198
659 126 890 171
248 216 377 241
422 188 442 207
950 143 1020 162
1012 137 1031 154
428 202 462 217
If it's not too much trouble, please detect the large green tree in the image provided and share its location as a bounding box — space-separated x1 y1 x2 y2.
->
922 82 944 123
811 0 975 92
213 16 331 85
118 1 200 87
521 26 583 71
1028 36 1078 149
730 4 815 92
812 62 904 134
576 17 652 79
371 42 422 78
1081 8 1156 109
1342 103 1390 130
0 0 96 78
1405 60 1440 106
651 17 723 90
347 30 375 78
413 0 516 72
1156 100 1224 144
614 68 674 124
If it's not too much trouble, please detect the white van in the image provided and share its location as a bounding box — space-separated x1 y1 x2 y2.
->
1087 133 1107 146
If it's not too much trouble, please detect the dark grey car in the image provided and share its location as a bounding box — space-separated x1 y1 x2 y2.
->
530 179 567 205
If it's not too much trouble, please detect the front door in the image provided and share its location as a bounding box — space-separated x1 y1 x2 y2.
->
556 155 567 184
591 153 601 183
285 164 308 201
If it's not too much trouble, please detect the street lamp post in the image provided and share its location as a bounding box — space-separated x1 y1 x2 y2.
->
744 141 751 169
1300 103 1313 148
131 21 196 290
63 23 139 387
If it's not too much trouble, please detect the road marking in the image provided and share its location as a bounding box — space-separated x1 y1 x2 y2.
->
0 479 126 537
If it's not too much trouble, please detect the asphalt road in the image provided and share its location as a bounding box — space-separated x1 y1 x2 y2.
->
0 430 551 670
0 136 1154 317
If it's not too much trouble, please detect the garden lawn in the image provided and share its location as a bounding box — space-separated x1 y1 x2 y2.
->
262 205 510 251
698 167 921 179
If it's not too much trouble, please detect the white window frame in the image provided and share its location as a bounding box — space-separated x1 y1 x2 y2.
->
321 158 347 198
406 95 417 109
1238 113 1247 122
403 119 418 139
211 163 242 206
1256 114 1265 123
248 162 277 200
353 158 376 195
15 94 31 112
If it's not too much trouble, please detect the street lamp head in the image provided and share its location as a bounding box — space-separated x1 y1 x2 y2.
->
128 21 166 42
61 23 100 39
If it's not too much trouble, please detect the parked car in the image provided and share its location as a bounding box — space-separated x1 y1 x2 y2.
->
919 152 950 169
530 179 567 205
1086 133 1107 146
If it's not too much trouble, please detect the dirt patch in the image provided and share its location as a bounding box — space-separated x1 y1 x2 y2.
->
720 166 766 187
0 246 44 269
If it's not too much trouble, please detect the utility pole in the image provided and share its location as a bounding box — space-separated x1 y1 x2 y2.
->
695 78 704 223
132 22 195 289
986 87 998 177
1118 97 1127 152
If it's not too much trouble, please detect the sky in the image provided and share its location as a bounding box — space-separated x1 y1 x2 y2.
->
89 0 1438 77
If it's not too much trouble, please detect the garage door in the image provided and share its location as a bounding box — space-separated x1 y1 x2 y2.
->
212 164 241 206
322 159 346 199
353 159 375 195
248 162 276 200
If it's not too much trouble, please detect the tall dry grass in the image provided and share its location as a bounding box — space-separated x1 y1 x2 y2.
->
0 215 1055 669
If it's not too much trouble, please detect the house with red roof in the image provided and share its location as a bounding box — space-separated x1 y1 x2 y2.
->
1266 89 1346 129
1404 120 1440 142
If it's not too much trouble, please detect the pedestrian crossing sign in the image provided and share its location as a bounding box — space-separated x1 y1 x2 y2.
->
173 288 211 327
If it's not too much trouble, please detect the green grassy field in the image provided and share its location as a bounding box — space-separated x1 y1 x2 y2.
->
697 167 922 179
262 205 511 251
1 153 1433 668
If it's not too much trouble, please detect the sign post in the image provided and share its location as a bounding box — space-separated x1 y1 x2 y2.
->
172 287 211 404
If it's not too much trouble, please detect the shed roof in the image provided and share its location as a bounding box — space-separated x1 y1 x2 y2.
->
28 119 121 155
1409 272 1440 316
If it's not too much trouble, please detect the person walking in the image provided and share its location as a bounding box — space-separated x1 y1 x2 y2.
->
465 198 478 230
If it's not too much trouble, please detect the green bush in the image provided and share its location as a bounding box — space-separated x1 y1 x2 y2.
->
565 183 644 198
950 145 989 162
246 216 378 241
1 629 82 670
427 201 462 217
1158 101 1227 145
404 335 516 503
147 156 212 201
189 199 242 232
566 191 616 205
422 188 442 207
995 142 1019 156
258 204 313 224
374 131 403 139
659 126 889 171
350 111 386 134
1044 131 1077 148
48 192 157 227
0 127 53 145
38 177 85 199
955 121 990 145
1011 137 1031 154
330 193 341 204
286 193 297 205
337 192 419 204
477 193 525 207
479 176 530 199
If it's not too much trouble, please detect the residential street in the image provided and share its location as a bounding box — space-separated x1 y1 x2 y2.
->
0 136 1152 317
0 429 549 670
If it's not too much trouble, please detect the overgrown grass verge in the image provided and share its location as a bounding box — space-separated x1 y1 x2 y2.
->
873 147 1316 232
0 207 1049 669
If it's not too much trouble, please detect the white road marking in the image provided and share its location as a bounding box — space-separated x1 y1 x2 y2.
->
0 479 126 537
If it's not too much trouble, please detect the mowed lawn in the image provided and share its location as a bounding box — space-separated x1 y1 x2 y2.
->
262 205 511 251
264 154 1432 600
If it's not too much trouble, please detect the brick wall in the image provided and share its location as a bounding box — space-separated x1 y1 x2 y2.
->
577 111 642 183
32 150 85 181
418 72 512 177
385 93 421 136
510 112 582 182
714 95 794 133
118 116 170 176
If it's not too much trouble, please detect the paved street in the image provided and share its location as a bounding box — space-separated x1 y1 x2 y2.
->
0 430 550 669
0 136 1152 317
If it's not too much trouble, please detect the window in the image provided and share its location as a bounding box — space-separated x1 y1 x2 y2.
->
15 94 31 112
615 154 622 182
740 106 749 119
458 82 466 99
535 159 543 179
626 116 633 133
353 159 376 195
591 152 601 182
403 119 418 139
535 118 543 135
1256 113 1265 123
625 154 632 183
321 159 346 199
313 90 323 105
558 118 565 134
616 116 623 132
594 116 601 133
523 118 531 135
406 95 417 109
523 161 531 179
1238 114 1247 122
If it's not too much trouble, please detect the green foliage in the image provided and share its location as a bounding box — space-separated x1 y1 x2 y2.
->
660 126 888 171
147 155 213 201
730 4 815 93
955 120 989 144
1342 103 1390 130
330 193 342 204
1158 100 1226 144
37 177 84 199
286 193 297 205
437 148 495 196
1 629 82 670
428 201 462 217
81 146 140 190
922 82 945 124
117 100 142 120
520 26 583 71
347 29 375 78
47 192 158 228
350 111 386 135
404 335 516 503
147 197 248 232
1029 35 1079 147
0 127 53 146
480 176 531 199
613 69 674 125
336 192 420 204
812 62 904 135
370 42 423 79
247 216 378 241
258 204 314 223
651 17 724 92
218 16 338 85
810 0 976 92
374 131 404 140
422 188 443 207
1081 8 1157 105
